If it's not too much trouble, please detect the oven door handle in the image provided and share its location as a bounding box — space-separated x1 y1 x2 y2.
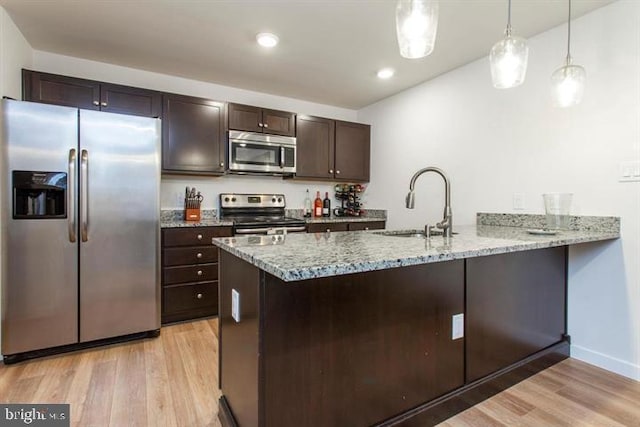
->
235 226 306 234
280 146 285 168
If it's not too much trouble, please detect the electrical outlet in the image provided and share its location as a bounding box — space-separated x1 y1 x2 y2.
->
452 313 464 340
232 289 241 322
513 193 525 210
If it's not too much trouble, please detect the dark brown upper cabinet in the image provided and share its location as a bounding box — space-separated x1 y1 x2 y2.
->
295 116 370 182
228 103 296 137
162 93 227 175
22 69 161 118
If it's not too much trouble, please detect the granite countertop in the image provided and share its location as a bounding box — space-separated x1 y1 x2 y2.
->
212 222 619 282
160 209 233 228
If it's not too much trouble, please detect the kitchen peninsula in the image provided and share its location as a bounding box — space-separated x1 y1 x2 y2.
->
213 214 619 427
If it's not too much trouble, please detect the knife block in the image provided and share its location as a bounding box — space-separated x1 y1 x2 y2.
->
184 208 201 222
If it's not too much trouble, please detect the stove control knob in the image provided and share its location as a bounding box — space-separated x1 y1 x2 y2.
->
224 197 230 202
231 197 236 202
277 197 283 203
272 197 277 203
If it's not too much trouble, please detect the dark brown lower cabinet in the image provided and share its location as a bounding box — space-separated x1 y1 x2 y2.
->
161 226 232 323
306 220 385 233
219 251 464 427
465 247 567 383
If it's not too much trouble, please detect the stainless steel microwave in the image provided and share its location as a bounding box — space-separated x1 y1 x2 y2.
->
228 130 296 175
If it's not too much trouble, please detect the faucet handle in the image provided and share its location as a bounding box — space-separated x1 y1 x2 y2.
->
424 224 435 239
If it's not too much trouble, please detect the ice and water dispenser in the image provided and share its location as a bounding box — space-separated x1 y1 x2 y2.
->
12 171 67 219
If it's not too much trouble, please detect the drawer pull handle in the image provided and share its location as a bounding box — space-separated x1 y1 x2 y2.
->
197 270 203 276
326 228 331 233
196 293 203 299
197 234 203 240
365 227 369 230
196 252 203 259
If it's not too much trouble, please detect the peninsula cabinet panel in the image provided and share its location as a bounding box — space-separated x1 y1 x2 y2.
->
260 260 464 427
334 120 370 182
295 115 335 179
22 69 161 118
465 246 567 383
162 94 226 175
228 103 296 136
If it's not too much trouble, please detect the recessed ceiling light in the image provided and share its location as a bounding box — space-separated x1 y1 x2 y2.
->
256 32 279 48
377 68 395 80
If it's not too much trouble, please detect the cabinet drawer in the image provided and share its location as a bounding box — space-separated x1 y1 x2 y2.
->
163 263 217 285
307 222 349 233
163 282 218 315
348 221 385 231
164 247 218 266
163 227 233 247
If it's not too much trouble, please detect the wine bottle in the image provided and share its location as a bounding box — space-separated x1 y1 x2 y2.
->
322 192 331 217
314 191 323 217
304 189 312 218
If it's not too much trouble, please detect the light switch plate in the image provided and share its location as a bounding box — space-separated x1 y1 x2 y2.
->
232 289 240 322
452 313 464 340
619 161 640 182
513 193 525 210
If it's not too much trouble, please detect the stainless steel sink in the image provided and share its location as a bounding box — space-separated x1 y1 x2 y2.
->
375 229 457 238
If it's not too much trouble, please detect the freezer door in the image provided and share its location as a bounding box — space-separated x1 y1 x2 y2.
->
78 110 160 342
1 100 79 355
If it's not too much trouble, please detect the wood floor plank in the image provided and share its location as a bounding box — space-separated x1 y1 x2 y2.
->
2 319 639 427
109 343 148 427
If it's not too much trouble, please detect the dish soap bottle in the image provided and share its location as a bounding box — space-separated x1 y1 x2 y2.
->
304 189 312 218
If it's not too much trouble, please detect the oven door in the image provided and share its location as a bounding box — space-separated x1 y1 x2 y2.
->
228 132 296 174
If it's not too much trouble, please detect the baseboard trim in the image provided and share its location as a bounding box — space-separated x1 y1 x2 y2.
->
571 344 640 381
376 339 570 426
218 396 238 427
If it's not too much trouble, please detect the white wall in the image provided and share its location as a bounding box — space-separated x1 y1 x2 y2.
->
359 1 640 379
32 52 359 211
0 5 33 355
0 7 32 98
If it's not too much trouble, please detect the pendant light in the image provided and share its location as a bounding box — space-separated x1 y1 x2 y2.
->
551 0 586 107
395 0 439 59
489 0 529 88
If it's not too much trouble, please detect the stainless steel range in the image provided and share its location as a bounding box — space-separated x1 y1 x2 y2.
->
220 193 306 235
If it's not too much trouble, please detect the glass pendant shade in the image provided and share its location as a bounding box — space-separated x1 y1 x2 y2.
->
551 62 586 107
490 34 529 88
395 0 439 59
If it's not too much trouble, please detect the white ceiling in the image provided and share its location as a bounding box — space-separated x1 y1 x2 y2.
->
0 0 614 109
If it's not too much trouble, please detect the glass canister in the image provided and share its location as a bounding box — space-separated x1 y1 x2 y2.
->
543 193 573 230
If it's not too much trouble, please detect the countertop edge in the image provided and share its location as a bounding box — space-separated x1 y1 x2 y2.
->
212 228 619 282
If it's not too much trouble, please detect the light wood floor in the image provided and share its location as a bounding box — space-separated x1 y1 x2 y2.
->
1 318 639 427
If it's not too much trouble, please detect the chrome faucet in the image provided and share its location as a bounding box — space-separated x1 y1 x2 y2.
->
405 166 453 238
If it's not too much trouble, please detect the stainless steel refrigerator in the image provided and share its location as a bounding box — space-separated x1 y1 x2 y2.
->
1 99 160 361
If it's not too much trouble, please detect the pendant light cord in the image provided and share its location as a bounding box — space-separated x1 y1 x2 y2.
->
566 0 572 64
506 0 512 36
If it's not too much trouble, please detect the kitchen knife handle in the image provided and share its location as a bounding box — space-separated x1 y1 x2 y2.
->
68 148 77 242
80 149 89 242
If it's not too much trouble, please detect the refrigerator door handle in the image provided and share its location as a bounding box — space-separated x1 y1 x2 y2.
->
80 149 89 242
68 148 77 242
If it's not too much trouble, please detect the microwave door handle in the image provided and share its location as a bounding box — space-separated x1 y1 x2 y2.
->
68 148 77 242
280 146 284 168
